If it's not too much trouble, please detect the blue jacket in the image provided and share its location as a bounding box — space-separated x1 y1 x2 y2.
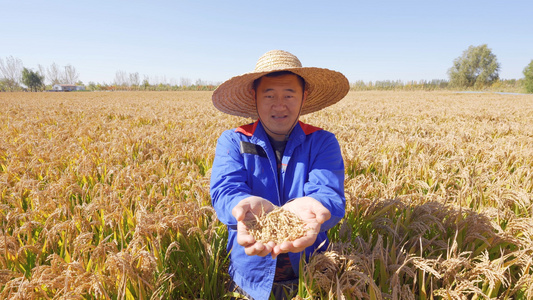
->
210 120 345 300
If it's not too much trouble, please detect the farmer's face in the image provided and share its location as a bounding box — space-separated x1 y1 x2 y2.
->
253 74 307 141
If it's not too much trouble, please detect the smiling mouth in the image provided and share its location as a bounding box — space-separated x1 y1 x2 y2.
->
272 115 287 119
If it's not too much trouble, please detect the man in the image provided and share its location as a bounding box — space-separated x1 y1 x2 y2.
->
210 50 349 300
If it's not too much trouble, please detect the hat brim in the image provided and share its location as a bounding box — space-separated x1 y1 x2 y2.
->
212 67 350 119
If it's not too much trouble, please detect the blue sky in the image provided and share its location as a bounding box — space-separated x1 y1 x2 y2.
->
1 0 531 85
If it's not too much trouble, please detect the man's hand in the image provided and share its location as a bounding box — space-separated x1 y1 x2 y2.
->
271 197 331 259
232 196 276 257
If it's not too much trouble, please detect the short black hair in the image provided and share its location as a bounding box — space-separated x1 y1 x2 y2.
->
252 71 306 92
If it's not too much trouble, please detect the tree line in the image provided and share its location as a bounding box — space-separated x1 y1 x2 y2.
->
2 45 533 93
85 71 218 91
350 78 522 92
0 57 217 92
351 45 531 93
0 58 81 92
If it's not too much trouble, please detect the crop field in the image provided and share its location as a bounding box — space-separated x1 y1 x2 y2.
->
1 91 533 299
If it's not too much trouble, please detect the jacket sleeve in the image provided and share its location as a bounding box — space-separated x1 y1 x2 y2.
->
304 132 346 232
210 130 252 226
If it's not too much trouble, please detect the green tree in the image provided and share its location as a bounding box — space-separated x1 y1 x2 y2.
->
0 78 8 91
142 79 151 90
87 81 97 91
22 68 44 92
523 60 533 94
448 44 500 89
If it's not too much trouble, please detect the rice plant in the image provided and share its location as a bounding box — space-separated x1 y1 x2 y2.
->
1 90 532 299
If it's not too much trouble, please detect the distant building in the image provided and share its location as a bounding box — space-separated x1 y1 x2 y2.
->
52 84 85 91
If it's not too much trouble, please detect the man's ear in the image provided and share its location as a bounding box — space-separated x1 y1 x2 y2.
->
302 90 308 104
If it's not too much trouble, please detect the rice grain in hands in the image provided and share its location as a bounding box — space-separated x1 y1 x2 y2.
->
245 207 307 244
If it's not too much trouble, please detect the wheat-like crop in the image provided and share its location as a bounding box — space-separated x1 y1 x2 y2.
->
0 91 239 299
300 91 533 299
1 90 533 299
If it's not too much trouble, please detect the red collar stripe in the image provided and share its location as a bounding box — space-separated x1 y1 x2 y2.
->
235 121 322 137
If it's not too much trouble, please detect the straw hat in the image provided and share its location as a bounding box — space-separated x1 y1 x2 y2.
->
212 50 350 119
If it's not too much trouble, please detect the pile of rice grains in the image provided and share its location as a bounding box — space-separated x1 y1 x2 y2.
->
245 207 308 243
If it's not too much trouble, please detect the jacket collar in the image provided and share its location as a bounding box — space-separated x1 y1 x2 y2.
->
235 120 322 137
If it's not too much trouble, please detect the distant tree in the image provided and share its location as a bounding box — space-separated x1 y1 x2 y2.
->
114 70 128 87
142 76 151 90
62 64 79 84
47 62 62 85
22 68 44 92
129 72 140 87
195 78 205 86
180 77 191 87
448 44 500 88
96 82 106 91
0 56 23 91
87 81 97 91
524 60 533 94
37 64 46 84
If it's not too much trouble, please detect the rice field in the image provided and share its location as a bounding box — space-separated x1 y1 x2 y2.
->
1 90 532 299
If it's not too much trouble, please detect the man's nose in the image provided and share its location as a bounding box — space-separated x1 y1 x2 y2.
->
272 97 285 108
